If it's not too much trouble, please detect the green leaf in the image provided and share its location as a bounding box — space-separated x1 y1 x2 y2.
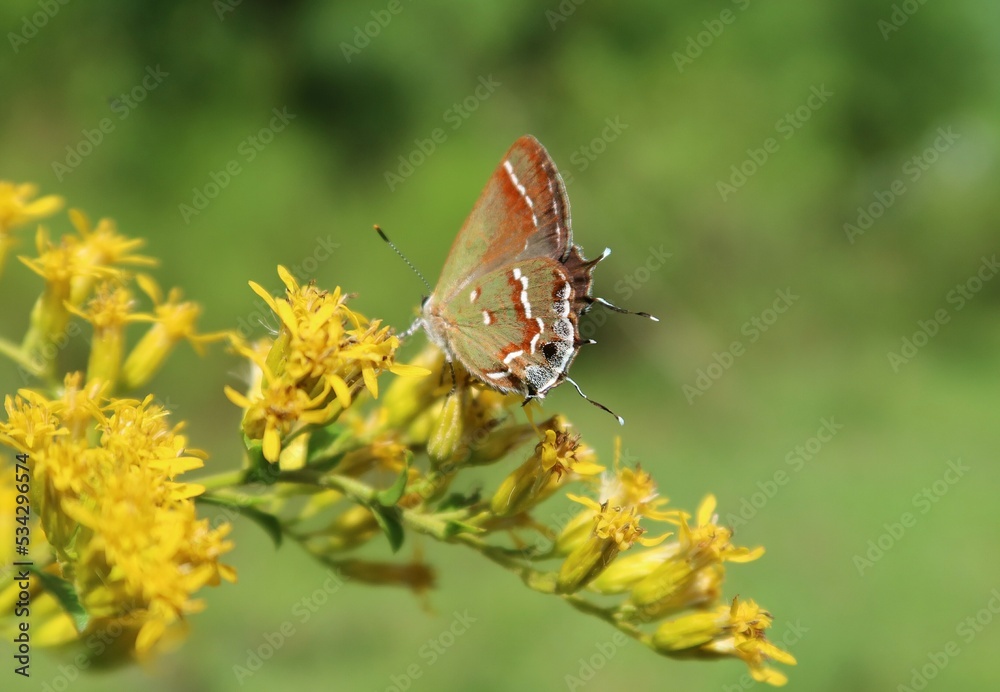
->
243 435 279 485
443 520 485 539
305 423 351 469
437 490 482 511
370 504 405 553
197 494 283 548
30 568 89 632
375 455 411 507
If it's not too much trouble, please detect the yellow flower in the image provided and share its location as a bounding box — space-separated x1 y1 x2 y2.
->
0 181 63 277
17 212 155 373
627 494 764 620
556 440 685 556
599 440 686 524
652 597 796 686
67 281 143 389
0 181 63 231
556 492 670 594
0 376 235 660
228 266 427 464
65 210 156 301
121 275 228 390
490 418 603 517
19 227 117 368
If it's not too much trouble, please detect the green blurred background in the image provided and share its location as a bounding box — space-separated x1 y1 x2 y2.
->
3 1 999 690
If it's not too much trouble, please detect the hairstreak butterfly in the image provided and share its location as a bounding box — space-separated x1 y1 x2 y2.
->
395 135 656 424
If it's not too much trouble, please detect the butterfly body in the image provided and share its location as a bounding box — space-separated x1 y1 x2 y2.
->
421 135 608 400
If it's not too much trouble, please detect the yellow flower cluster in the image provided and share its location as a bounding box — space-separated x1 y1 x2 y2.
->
225 266 426 467
220 277 795 684
0 181 234 664
0 374 235 658
1 180 797 684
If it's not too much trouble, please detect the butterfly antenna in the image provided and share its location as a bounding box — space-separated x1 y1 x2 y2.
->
564 376 625 426
374 225 433 294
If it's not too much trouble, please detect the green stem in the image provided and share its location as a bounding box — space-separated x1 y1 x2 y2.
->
197 468 250 492
0 337 44 378
216 468 645 641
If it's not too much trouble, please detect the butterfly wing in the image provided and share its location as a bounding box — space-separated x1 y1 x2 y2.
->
436 256 592 397
431 135 573 301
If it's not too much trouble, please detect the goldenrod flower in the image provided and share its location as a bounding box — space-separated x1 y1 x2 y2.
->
627 494 763 619
66 281 142 388
490 418 603 517
227 266 426 464
652 597 796 686
0 182 798 686
65 210 156 304
556 440 685 556
122 275 227 390
19 226 118 368
0 375 235 661
0 181 63 277
556 492 670 594
18 211 156 374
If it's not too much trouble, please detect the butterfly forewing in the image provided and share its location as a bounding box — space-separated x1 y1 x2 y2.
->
432 136 573 300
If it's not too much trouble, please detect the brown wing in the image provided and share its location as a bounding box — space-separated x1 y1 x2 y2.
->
441 257 584 397
432 135 573 302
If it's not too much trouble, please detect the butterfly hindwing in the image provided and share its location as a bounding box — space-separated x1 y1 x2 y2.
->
440 256 582 396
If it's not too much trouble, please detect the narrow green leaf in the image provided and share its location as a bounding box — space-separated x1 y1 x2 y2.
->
243 435 278 484
370 504 405 553
305 423 351 470
438 490 482 511
197 494 283 548
375 456 411 507
30 568 89 632
443 520 485 539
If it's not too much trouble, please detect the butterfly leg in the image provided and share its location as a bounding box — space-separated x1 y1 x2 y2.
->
400 316 424 340
592 296 659 322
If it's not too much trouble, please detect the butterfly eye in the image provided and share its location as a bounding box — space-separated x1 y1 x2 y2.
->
420 295 430 308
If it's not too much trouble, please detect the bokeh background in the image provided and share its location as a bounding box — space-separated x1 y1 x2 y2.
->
3 1 1000 690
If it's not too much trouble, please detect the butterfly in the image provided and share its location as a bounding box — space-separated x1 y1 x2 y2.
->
408 135 655 424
